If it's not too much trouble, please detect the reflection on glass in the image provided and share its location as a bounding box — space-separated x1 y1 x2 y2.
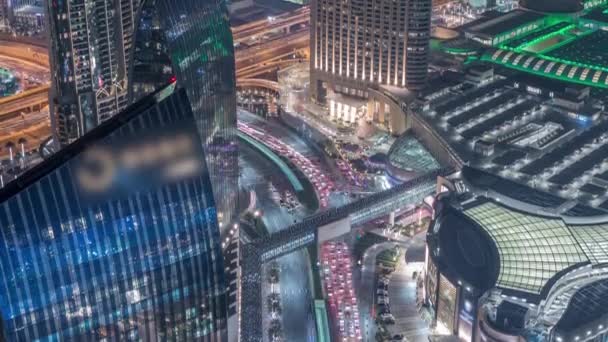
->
0 87 227 341
130 0 238 228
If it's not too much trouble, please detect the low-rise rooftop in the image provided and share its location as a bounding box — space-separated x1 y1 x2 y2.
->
462 9 545 38
416 70 608 211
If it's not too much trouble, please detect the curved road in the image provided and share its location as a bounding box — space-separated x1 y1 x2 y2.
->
240 139 317 342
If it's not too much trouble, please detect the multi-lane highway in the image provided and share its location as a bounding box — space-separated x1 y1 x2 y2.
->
0 86 49 117
0 41 51 157
235 29 309 78
238 117 317 342
231 6 309 44
0 5 310 160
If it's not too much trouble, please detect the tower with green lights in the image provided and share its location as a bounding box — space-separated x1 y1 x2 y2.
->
129 0 238 240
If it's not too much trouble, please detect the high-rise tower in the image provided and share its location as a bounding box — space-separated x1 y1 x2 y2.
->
129 0 238 227
0 84 228 341
310 0 432 103
0 0 9 30
47 0 238 227
47 0 141 146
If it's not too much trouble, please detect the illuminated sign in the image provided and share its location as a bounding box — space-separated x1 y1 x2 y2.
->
76 123 206 203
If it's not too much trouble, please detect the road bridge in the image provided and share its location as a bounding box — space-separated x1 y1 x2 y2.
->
0 86 49 117
231 6 309 43
237 58 305 79
240 167 455 342
236 78 280 94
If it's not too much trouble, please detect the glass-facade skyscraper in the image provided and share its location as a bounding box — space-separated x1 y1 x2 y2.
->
47 0 238 226
47 0 141 145
129 0 238 228
0 85 227 341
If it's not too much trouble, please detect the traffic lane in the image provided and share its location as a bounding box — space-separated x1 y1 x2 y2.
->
239 146 305 233
354 242 400 342
0 54 49 74
278 250 316 342
238 114 340 208
234 33 308 70
239 111 341 187
240 144 315 341
239 120 335 208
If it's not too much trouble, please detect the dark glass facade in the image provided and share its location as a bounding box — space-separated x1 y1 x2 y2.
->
0 86 227 341
129 0 238 228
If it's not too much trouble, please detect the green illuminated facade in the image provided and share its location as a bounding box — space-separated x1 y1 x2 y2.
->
482 48 608 88
466 6 608 89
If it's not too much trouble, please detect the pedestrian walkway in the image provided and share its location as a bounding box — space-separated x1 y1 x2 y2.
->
387 259 430 342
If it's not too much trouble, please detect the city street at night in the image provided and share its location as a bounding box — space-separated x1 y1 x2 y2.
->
3 0 608 341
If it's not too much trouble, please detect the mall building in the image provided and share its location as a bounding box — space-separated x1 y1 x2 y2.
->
424 167 608 342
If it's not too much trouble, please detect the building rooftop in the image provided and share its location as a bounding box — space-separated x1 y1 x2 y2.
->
462 9 545 38
13 5 44 15
520 0 583 13
556 279 608 332
430 167 608 301
581 6 608 23
463 199 587 294
417 70 608 212
387 135 440 175
482 47 608 89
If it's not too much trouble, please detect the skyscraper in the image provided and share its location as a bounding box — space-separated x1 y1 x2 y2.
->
47 0 141 145
0 84 228 341
0 0 9 31
310 0 432 103
47 0 238 226
129 0 238 227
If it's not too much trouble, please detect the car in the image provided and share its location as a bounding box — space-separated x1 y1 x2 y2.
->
379 313 395 324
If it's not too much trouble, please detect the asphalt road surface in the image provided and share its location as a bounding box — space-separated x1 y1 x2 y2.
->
239 143 316 342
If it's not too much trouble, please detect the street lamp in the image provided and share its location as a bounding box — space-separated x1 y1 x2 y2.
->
5 141 15 163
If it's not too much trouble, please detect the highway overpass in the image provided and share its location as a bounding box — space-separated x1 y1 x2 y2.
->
236 78 280 94
0 86 49 117
231 6 309 43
